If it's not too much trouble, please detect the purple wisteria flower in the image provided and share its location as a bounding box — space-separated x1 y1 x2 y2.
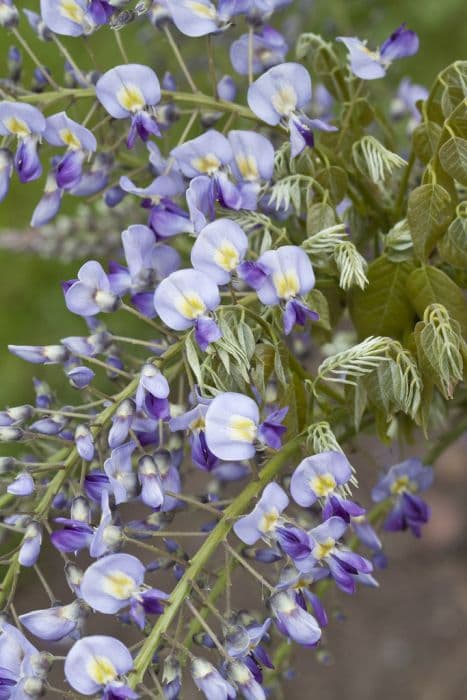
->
0 102 45 182
298 517 374 594
18 521 42 566
191 218 248 284
8 343 67 364
166 0 236 37
64 635 137 697
109 224 180 315
372 458 434 537
0 148 13 203
270 590 321 646
0 622 41 698
40 0 108 36
252 245 318 334
80 553 168 629
235 0 292 22
247 63 337 156
104 441 137 505
337 24 419 80
234 482 289 545
228 130 275 209
205 392 287 460
154 269 222 350
290 451 364 521
19 601 83 641
230 25 287 75
96 64 161 147
44 111 96 190
391 78 428 125
65 261 120 316
135 363 170 419
191 658 236 700
7 471 34 496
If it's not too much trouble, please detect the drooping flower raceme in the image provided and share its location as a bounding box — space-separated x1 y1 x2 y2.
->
337 23 419 80
247 62 337 157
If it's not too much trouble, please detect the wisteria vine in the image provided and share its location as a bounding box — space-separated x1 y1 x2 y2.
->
0 1 466 699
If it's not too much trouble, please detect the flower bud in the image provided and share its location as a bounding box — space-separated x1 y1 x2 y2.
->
7 45 21 82
0 426 23 442
0 456 16 473
71 496 91 523
65 562 84 595
0 1 19 28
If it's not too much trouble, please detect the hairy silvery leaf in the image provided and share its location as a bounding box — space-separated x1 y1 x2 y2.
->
352 136 406 184
334 241 368 290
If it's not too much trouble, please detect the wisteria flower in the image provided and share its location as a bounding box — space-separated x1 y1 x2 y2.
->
19 601 83 641
18 521 42 566
391 78 428 127
0 101 45 182
299 517 373 594
254 245 318 334
191 218 248 284
135 363 170 419
80 553 168 629
205 392 287 460
64 635 137 697
191 658 236 700
166 0 236 37
154 268 222 350
96 64 161 147
228 129 275 209
230 25 287 75
0 622 40 698
270 591 321 646
44 111 96 190
65 260 120 316
290 451 364 521
337 24 419 80
247 63 337 156
372 458 433 537
233 482 289 545
104 441 137 505
40 0 107 36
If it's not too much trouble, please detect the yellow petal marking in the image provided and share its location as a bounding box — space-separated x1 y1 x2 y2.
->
213 241 239 271
4 117 30 138
271 84 297 117
273 270 299 299
191 154 221 174
88 656 117 685
117 84 146 113
176 292 206 320
310 473 337 497
229 415 257 443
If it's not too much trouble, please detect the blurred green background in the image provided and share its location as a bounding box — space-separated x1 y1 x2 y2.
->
0 0 465 406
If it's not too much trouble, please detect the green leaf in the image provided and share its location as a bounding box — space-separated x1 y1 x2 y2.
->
412 121 442 164
407 183 453 260
438 216 467 268
315 166 348 204
406 266 467 335
306 202 336 236
438 136 467 186
440 61 467 118
185 334 203 386
349 256 415 339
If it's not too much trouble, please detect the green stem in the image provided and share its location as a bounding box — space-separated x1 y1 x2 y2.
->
18 87 256 121
129 434 303 688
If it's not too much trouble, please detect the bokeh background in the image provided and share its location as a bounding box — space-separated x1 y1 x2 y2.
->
0 1 466 698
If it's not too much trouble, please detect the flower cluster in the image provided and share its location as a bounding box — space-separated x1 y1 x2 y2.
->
0 1 462 699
